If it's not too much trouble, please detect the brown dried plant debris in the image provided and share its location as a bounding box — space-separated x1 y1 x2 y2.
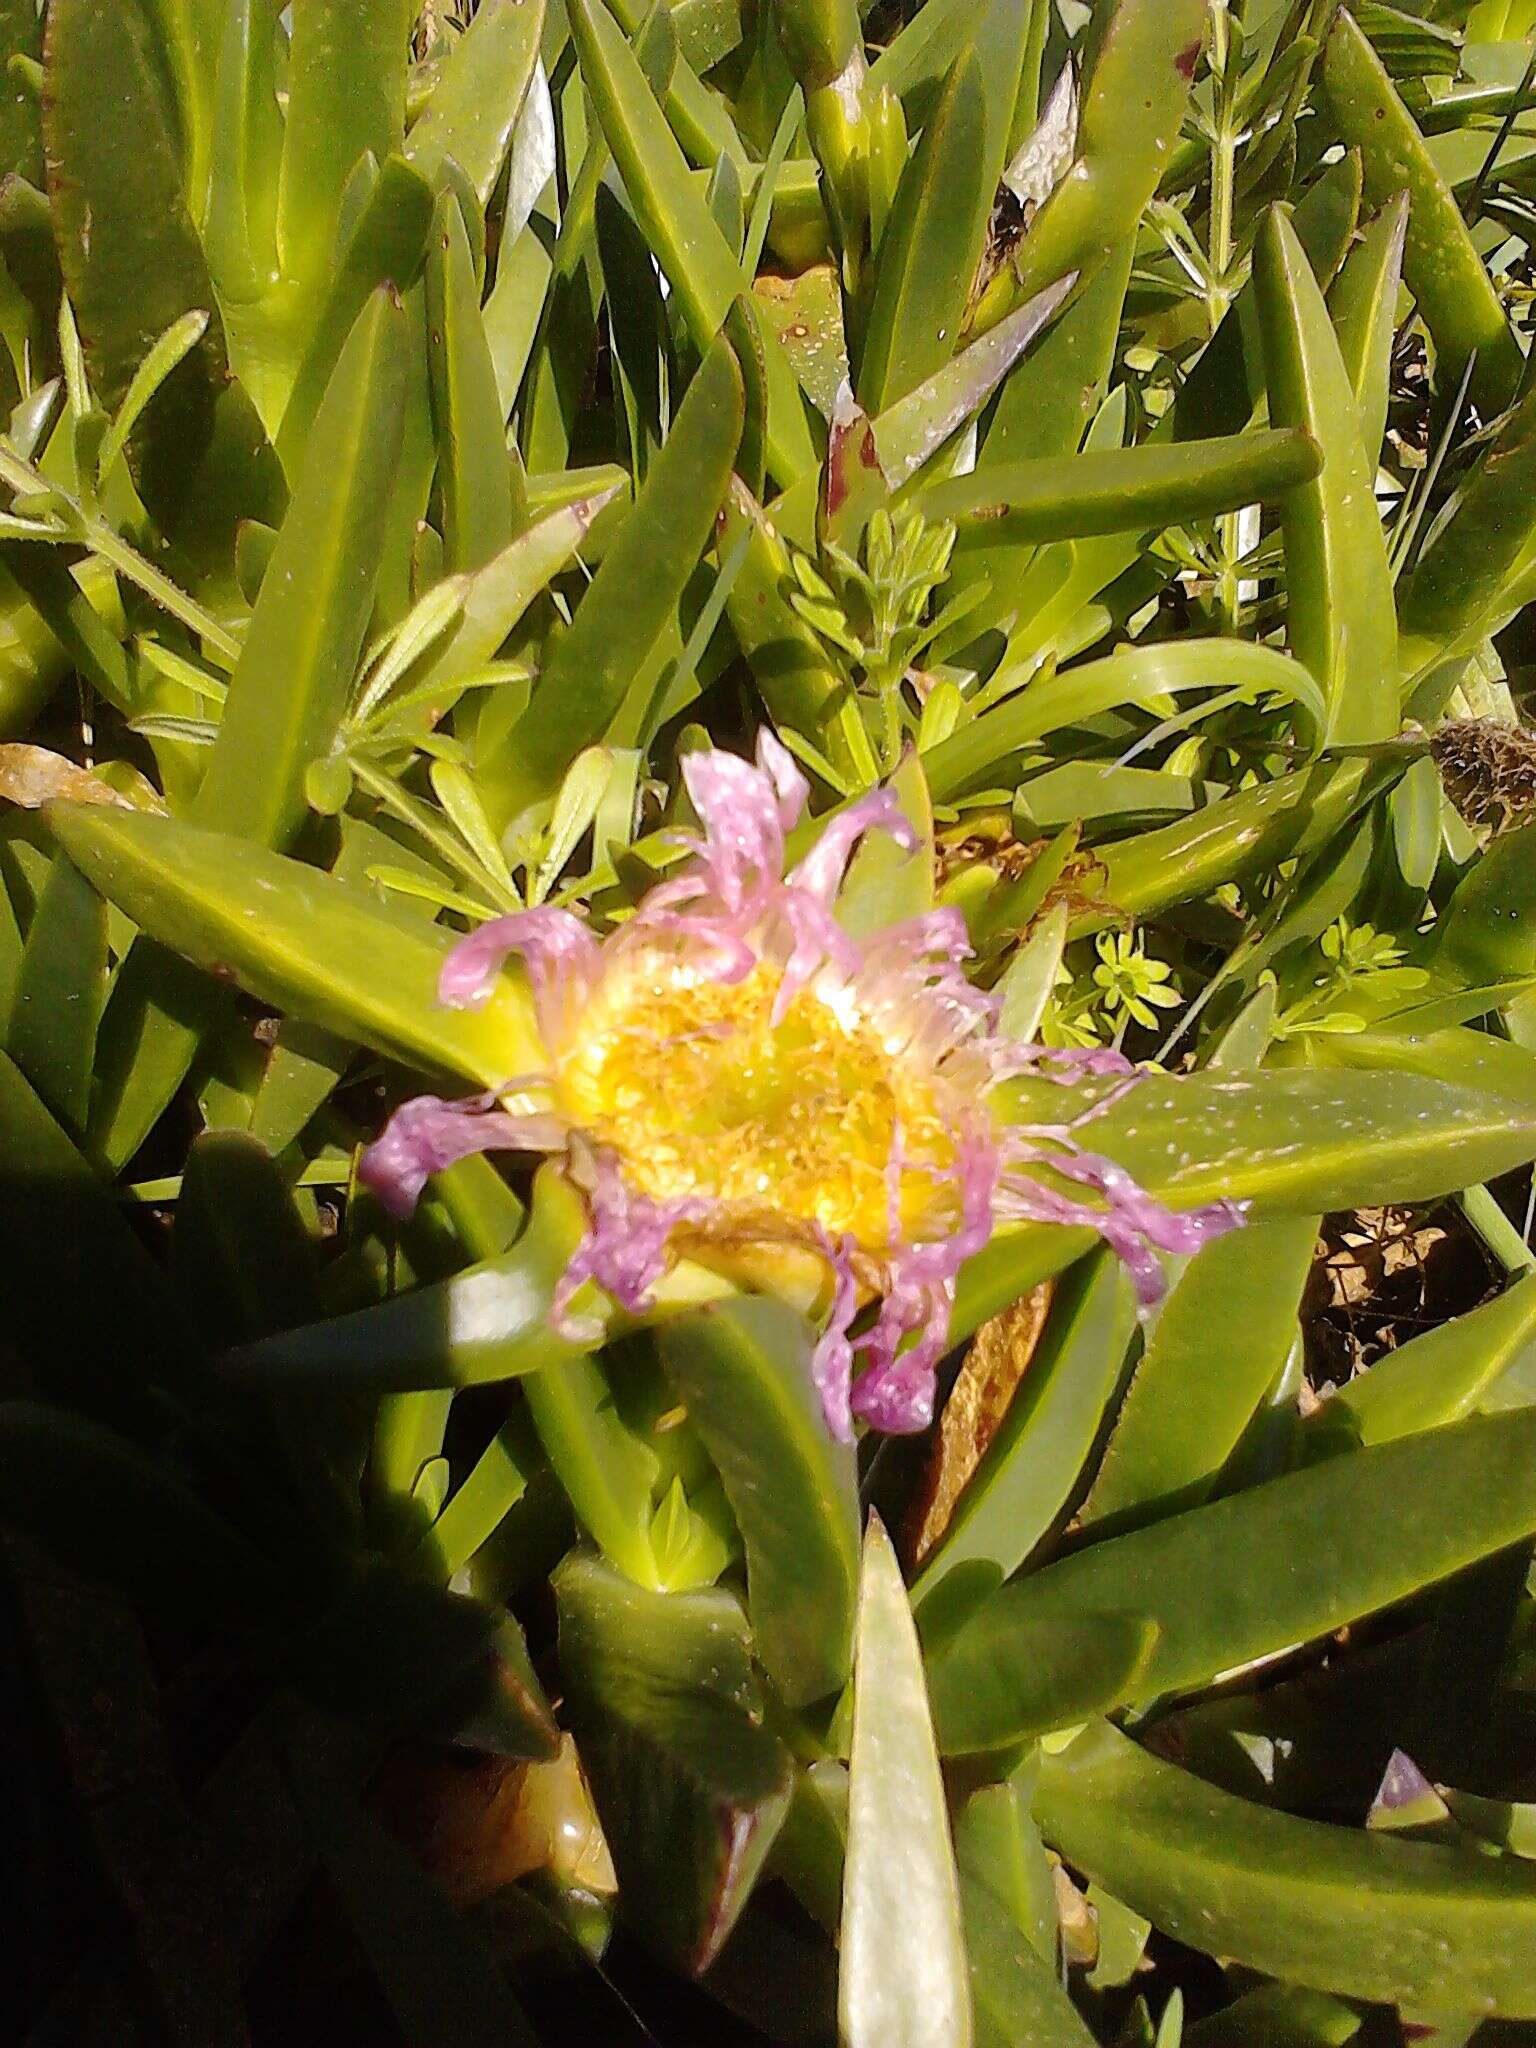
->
934 820 1114 931
1302 1204 1497 1392
0 742 161 812
371 1735 615 1909
904 1283 1054 1569
968 186 1033 318
935 821 1046 888
1430 718 1536 835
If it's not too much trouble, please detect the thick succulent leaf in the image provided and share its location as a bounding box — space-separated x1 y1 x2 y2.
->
202 0 284 302
0 1398 283 1622
1320 7 1522 415
1088 756 1398 932
954 1762 1058 1968
87 938 235 1173
405 0 546 206
929 1405 1536 1750
918 430 1323 546
171 1131 321 1348
409 1421 536 1583
47 802 543 1088
973 0 1206 333
1398 384 1536 678
491 334 743 823
75 292 411 1164
197 288 408 844
286 1741 542 2048
1076 1216 1317 1536
566 0 816 485
275 156 435 471
964 1876 1098 2048
1328 191 1408 470
660 1297 860 1707
981 242 1131 470
45 0 207 405
1035 1721 1536 2015
425 190 514 574
1422 826 1536 991
4 846 105 1138
409 486 623 713
0 0 41 185
720 479 860 773
1302 1269 1536 1455
554 1551 794 1974
603 0 749 172
769 277 1078 553
925 642 1330 797
948 240 1128 643
416 1161 734 1596
841 1515 972 2048
0 574 73 739
837 746 934 935
518 58 611 475
224 1165 730 1396
1174 152 1363 445
524 1341 736 1595
1253 204 1397 746
951 1044 1536 1339
1185 1984 1361 2048
44 0 279 550
276 0 411 294
855 52 992 414
1026 1055 1536 1215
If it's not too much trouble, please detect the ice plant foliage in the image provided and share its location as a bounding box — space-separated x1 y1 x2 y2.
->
362 737 1242 1438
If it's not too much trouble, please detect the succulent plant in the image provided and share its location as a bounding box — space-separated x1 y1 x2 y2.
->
7 1 1536 2042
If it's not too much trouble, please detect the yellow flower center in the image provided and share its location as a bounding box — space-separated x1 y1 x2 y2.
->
553 956 964 1252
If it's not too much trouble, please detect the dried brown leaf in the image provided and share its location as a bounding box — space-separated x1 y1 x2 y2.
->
905 1283 1054 1568
0 743 161 813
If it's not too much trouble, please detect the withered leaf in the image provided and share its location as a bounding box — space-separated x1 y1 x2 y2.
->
905 1283 1054 1568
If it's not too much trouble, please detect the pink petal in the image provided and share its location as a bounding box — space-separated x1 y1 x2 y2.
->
810 1240 861 1444
774 891 860 1020
619 896 759 988
552 1142 710 1337
788 786 916 909
987 1041 1139 1084
850 1336 944 1433
846 1124 999 1434
439 907 598 1037
997 1138 1245 1311
359 1094 566 1219
679 744 794 918
861 908 998 1046
756 728 809 831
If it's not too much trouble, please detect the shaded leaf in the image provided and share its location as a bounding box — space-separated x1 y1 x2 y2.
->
554 1551 793 1974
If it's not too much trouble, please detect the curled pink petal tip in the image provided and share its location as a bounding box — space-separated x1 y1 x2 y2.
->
438 906 598 1027
359 1095 565 1219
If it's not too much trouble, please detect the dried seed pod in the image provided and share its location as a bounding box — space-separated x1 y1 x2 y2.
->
1430 718 1536 834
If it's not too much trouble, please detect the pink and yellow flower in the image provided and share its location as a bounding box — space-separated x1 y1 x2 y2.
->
361 735 1241 1439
